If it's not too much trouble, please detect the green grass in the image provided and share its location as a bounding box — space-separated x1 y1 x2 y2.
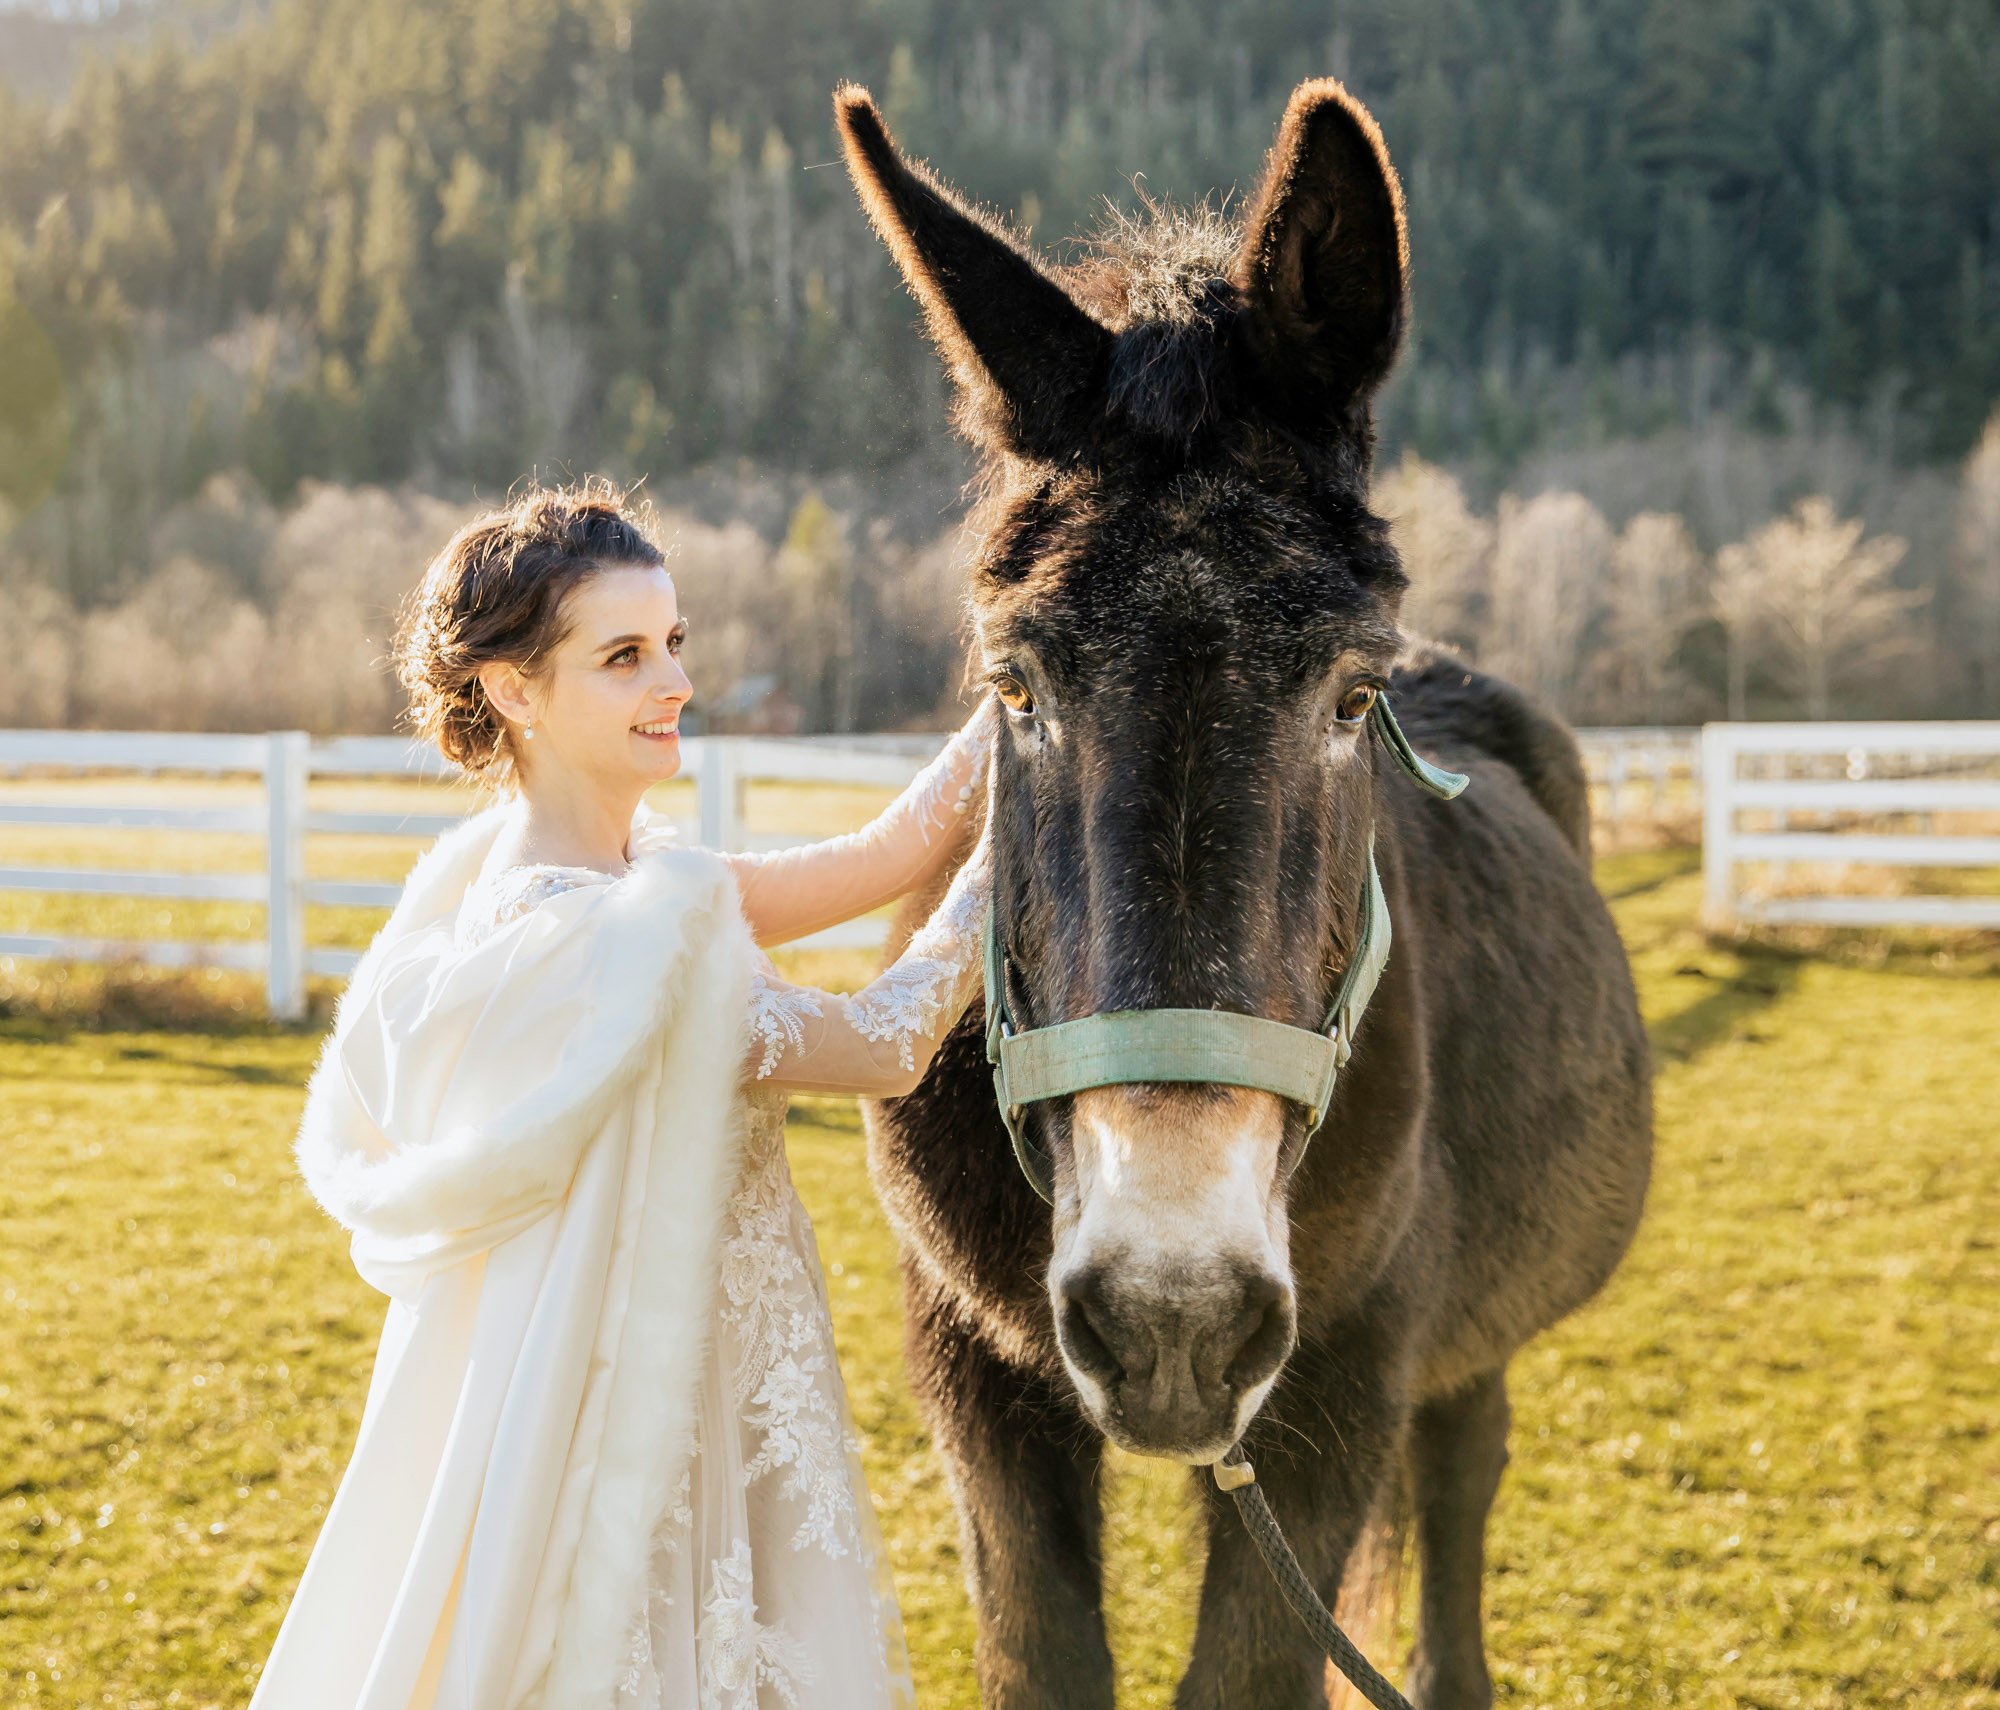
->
3 851 1997 1709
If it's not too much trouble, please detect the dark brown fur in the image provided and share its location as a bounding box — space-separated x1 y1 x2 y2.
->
841 80 1653 1710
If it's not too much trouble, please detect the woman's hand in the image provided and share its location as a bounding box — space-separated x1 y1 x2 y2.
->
904 693 999 847
724 694 996 947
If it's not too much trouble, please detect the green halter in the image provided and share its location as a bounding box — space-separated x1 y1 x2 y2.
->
982 695 1468 1204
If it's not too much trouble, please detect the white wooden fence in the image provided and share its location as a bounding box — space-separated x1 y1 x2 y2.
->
1574 727 1700 830
0 730 942 1020
6 721 1994 1020
1701 721 2000 930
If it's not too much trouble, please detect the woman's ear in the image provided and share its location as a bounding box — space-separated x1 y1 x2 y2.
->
477 661 535 729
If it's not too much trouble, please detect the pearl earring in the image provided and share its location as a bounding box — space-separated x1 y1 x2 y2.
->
523 722 534 742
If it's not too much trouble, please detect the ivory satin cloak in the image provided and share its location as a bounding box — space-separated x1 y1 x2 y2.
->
254 808 755 1710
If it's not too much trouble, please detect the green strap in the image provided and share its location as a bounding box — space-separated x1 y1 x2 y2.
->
1371 695 1469 799
984 845 1389 1203
982 694 1456 1204
1000 1006 1338 1115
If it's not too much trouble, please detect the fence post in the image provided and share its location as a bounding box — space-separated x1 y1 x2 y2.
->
265 731 309 1021
699 736 744 850
1700 724 1736 931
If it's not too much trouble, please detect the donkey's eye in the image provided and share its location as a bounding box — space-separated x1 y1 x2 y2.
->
1335 683 1379 724
995 674 1038 717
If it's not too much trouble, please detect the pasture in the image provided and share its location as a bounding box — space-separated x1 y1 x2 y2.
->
2 848 1997 1708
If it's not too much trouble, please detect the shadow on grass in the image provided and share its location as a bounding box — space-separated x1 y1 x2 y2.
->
1647 951 1804 1063
1594 845 1702 902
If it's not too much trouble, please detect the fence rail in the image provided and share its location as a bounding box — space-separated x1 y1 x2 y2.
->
0 730 941 1018
1701 721 2000 931
1572 727 1700 832
8 720 1994 1018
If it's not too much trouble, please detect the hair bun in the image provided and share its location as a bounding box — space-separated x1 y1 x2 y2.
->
393 479 665 782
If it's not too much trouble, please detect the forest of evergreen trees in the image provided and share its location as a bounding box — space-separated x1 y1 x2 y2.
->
1 0 1997 726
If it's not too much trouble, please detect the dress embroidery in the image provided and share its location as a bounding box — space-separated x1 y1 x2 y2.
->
748 965 825 1079
696 1540 815 1710
902 697 994 846
453 862 612 948
719 1145 861 1558
843 954 967 1072
841 845 990 1069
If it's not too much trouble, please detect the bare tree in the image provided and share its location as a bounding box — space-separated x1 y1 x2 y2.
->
1598 511 1704 722
1482 490 1612 715
1708 533 1761 721
0 577 74 726
1371 451 1491 652
77 557 273 731
1954 410 2000 711
777 492 858 731
1712 497 1921 719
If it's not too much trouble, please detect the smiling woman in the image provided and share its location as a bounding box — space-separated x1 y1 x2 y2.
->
228 477 1004 1710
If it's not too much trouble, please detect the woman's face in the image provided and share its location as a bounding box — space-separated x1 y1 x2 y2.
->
489 565 693 793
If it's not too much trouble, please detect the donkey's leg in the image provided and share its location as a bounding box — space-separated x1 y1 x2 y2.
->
1405 1366 1511 1710
1176 1368 1404 1710
909 1293 1115 1709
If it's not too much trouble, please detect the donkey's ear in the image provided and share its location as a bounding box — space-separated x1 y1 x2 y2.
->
1233 79 1409 429
835 86 1112 460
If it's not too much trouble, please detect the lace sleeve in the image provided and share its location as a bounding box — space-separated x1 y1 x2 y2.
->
724 696 997 948
746 835 992 1097
746 957 828 1078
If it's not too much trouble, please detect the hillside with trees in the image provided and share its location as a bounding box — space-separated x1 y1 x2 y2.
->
1 0 1997 728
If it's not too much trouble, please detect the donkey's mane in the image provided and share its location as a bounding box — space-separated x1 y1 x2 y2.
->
1064 199 1241 328
1031 202 1244 457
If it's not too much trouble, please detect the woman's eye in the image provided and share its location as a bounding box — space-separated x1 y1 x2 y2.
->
995 674 1037 717
608 647 639 667
1336 683 1379 724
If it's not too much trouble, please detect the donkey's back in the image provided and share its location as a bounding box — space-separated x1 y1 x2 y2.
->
1377 647 1652 1406
1393 642 1594 857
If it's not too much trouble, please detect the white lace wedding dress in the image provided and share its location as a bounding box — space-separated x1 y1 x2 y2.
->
450 819 990 1710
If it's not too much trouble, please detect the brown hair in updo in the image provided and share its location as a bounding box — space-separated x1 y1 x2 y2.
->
395 479 667 780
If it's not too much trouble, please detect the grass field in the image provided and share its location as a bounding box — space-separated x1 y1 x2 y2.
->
3 848 1997 1709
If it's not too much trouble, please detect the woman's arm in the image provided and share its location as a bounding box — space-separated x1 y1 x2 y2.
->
744 834 991 1097
721 695 996 948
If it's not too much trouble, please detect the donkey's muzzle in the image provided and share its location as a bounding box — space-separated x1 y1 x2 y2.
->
1057 1263 1296 1459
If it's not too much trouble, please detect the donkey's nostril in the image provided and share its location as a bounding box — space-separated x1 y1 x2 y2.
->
1217 1275 1295 1393
1057 1273 1125 1387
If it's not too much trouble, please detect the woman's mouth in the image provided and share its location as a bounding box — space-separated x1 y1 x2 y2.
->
633 719 679 742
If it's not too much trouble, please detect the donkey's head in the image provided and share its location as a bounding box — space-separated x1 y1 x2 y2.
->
840 81 1411 1461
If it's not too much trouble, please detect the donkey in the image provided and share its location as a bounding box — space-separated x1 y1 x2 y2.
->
840 78 1653 1710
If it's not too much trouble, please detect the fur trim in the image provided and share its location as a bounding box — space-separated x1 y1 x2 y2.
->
297 813 743 1243
533 898 755 1710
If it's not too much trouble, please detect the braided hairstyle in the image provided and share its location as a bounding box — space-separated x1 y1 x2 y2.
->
395 480 667 781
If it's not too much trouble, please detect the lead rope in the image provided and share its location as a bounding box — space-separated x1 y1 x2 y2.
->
1214 1447 1415 1710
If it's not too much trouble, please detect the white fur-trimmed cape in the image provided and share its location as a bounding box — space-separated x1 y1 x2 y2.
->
256 805 758 1710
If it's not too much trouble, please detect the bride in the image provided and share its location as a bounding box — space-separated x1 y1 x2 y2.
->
254 481 995 1710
